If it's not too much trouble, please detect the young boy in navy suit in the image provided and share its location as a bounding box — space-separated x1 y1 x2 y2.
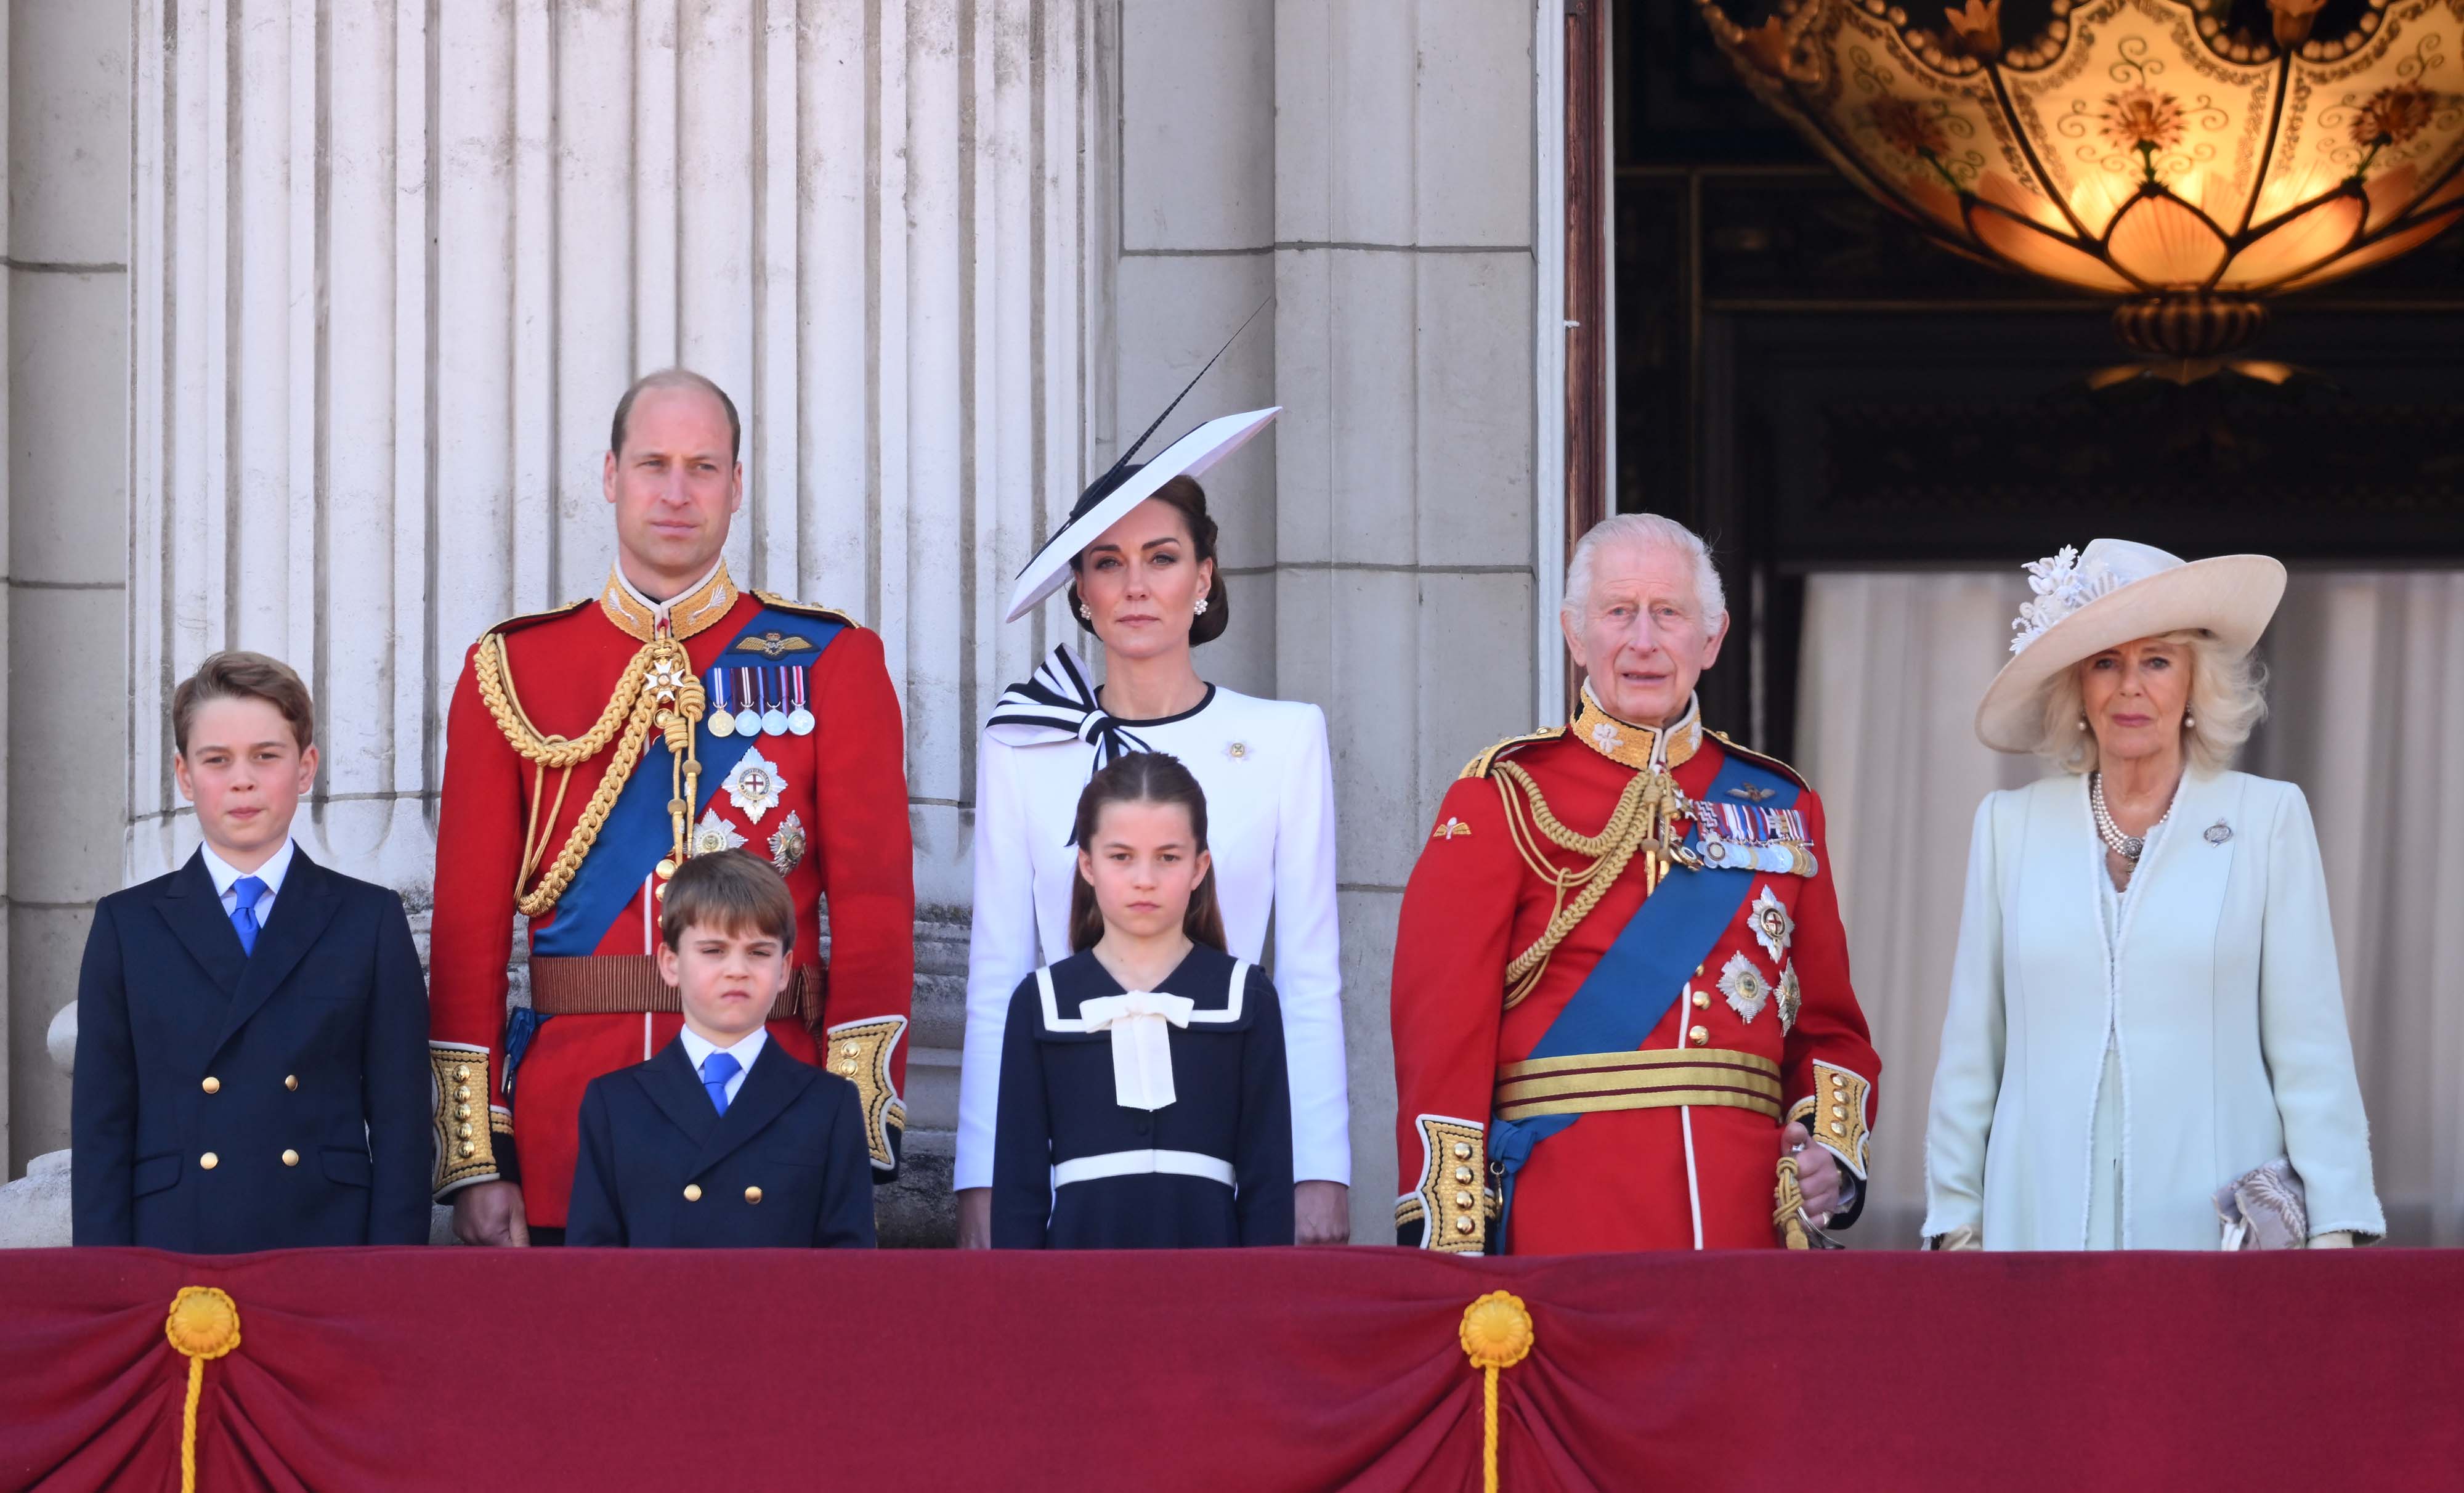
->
72 652 431 1250
565 851 875 1248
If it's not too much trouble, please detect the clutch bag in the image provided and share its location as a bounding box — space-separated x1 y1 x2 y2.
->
2215 1157 2307 1250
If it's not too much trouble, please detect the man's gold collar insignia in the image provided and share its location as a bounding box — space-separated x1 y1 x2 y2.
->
1570 686 1701 773
599 559 739 641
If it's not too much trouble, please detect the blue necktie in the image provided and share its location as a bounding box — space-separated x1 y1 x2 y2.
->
700 1050 741 1115
230 876 268 956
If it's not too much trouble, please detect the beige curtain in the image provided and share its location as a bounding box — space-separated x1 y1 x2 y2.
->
1796 569 2464 1248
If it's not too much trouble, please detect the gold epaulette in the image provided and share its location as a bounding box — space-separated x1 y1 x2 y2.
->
1708 729 1809 791
1458 724 1567 780
754 590 865 630
479 597 592 643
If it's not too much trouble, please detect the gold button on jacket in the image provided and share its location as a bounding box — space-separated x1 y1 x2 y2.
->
201 1076 221 1094
683 1184 703 1202
281 1149 299 1167
744 1186 763 1205
200 1152 219 1170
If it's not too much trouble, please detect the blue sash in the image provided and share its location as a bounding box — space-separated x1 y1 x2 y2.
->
1489 750 1797 1250
530 608 845 957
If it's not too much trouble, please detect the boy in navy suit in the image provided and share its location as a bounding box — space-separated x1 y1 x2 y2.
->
72 652 431 1250
565 851 875 1248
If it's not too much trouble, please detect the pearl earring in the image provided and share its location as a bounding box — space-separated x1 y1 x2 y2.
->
2183 712 2195 729
1077 601 1092 620
2078 717 2089 732
1192 595 1210 617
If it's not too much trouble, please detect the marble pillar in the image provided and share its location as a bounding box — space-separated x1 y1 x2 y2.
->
1117 0 1542 1243
121 0 1102 1236
6 0 133 1175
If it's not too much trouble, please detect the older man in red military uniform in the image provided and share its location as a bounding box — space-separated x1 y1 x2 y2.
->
432 370 914 1245
1391 513 1878 1254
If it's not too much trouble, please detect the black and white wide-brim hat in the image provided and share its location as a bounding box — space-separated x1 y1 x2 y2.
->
1002 407 1279 625
1004 298 1278 627
1974 537 2286 752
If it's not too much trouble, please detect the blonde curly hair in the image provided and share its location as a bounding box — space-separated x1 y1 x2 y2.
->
2031 628 2267 775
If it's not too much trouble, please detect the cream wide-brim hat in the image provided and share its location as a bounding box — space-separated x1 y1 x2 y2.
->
1974 538 2286 753
1002 407 1279 625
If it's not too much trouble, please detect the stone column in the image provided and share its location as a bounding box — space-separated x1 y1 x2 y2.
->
121 0 1100 1234
1117 0 1542 1243
6 1 132 1178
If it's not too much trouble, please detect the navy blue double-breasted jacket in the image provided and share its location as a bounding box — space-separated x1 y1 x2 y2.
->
71 848 433 1251
565 1037 876 1248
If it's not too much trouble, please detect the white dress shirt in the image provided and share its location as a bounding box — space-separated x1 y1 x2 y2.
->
200 837 299 928
956 670 1350 1190
676 1024 768 1107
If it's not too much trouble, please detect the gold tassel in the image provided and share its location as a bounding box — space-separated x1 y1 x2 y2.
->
1773 1154 1812 1249
164 1287 242 1493
1459 1290 1536 1492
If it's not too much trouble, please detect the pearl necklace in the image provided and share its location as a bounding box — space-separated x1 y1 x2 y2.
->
2089 772 2170 863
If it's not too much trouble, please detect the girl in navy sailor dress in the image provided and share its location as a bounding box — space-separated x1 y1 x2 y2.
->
991 753 1294 1249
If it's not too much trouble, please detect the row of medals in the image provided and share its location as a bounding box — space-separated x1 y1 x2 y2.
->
706 665 816 739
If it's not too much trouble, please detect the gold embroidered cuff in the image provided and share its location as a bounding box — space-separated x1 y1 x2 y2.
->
1412 1114 1489 1254
1395 1194 1426 1239
1805 1060 1873 1179
431 1042 500 1197
822 1015 908 1171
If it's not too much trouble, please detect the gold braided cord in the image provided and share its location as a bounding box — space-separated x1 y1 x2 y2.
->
1493 762 1678 1009
473 630 694 919
1459 1292 1534 1493
1775 1153 1812 1248
164 1287 241 1493
477 632 656 767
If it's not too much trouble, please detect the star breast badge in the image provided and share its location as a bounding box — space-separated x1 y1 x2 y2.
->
1719 952 1770 1023
769 812 808 876
722 746 788 821
691 808 747 857
1749 885 1796 962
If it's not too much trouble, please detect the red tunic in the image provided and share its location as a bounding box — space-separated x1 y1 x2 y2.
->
427 564 915 1228
1389 698 1879 1255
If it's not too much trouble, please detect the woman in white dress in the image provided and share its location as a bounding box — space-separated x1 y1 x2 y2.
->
954 408 1351 1247
1921 539 2383 1251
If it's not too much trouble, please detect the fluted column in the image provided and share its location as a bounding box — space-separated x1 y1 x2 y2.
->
6 1 132 1174
1114 0 1543 1242
127 0 1103 1200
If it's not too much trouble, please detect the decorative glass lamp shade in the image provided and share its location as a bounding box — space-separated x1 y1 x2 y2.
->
1697 0 2464 357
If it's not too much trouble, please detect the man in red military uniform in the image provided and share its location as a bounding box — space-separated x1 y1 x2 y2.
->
432 370 915 1245
1391 513 1878 1254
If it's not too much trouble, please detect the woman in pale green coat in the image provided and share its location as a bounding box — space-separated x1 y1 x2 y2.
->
1922 540 2383 1251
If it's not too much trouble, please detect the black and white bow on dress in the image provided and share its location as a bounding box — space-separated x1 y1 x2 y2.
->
987 645 1167 843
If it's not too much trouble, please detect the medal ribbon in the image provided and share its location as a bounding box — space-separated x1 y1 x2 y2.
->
530 609 844 957
1485 749 1799 1250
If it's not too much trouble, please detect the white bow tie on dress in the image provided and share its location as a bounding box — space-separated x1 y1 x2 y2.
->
1075 990 1196 1111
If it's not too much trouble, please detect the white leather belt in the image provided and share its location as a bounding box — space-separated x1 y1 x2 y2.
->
1051 1149 1236 1188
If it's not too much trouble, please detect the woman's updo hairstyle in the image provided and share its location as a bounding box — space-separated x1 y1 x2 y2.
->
1066 474 1231 648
